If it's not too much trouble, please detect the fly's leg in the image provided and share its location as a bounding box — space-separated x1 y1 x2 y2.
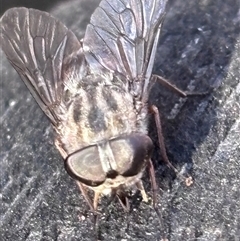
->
148 159 166 238
152 75 187 97
150 105 193 185
136 180 148 203
93 192 101 211
152 74 209 97
77 182 95 211
147 159 159 209
76 182 101 227
116 192 130 212
77 182 101 215
150 105 178 173
135 161 159 208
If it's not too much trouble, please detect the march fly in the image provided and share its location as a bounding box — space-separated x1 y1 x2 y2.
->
0 0 180 212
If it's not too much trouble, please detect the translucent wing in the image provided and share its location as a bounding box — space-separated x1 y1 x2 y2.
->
83 0 168 96
0 8 84 126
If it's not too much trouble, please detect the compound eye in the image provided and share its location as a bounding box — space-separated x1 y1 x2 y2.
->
65 145 105 187
110 134 153 177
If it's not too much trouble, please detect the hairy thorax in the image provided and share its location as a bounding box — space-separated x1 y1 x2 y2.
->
56 74 148 156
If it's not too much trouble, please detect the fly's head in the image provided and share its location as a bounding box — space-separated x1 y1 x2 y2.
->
64 133 153 196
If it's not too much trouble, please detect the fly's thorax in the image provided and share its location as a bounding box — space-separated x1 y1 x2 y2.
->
64 132 153 192
57 75 149 155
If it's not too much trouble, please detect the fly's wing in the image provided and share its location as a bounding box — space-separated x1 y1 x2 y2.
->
0 8 85 126
83 0 168 97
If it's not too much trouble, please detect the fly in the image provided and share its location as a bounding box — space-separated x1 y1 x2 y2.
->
0 0 182 212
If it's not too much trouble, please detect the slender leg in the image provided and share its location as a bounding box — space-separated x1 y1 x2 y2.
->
150 105 178 174
136 181 148 203
93 192 100 211
152 74 187 98
147 159 159 209
150 105 193 185
77 181 101 228
153 74 209 97
148 159 166 238
76 181 95 211
116 194 130 212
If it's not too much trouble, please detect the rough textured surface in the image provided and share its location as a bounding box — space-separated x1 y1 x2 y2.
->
0 0 239 240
